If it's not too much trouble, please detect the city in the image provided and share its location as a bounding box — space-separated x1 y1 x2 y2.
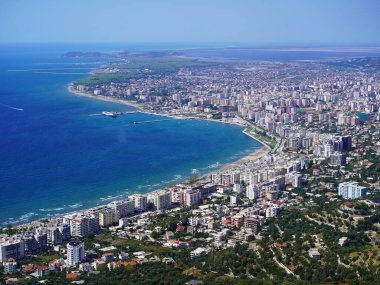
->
1 51 380 284
1 0 380 284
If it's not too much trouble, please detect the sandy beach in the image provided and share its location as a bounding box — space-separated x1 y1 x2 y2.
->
67 85 146 110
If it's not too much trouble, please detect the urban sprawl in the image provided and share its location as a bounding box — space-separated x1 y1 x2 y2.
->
1 54 380 284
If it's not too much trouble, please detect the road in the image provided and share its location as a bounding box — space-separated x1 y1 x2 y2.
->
270 248 299 279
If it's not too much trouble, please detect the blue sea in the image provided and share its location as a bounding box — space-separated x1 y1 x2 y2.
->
0 44 262 225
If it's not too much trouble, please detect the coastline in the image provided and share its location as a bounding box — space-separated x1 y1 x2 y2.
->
67 85 146 110
67 85 273 149
67 84 272 164
11 85 271 229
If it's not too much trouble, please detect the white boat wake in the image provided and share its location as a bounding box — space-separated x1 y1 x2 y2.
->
0 103 24 111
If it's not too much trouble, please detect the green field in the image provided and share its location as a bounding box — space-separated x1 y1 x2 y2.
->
75 56 218 86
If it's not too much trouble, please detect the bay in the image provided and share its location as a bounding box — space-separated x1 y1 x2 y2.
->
0 44 262 225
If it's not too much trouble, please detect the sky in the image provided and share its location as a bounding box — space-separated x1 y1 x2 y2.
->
0 0 379 45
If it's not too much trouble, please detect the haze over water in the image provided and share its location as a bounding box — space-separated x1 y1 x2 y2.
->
0 44 262 225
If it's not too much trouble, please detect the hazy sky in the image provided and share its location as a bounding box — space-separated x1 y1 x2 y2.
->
0 0 379 45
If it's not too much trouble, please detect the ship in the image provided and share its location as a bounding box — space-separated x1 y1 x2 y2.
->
102 111 118 118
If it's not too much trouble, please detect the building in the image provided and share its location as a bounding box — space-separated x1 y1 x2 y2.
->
46 223 71 245
244 217 259 234
338 182 368 199
69 215 99 237
22 230 48 254
99 208 118 227
0 237 25 262
188 216 204 227
330 152 346 166
230 195 239 205
108 200 135 218
67 241 85 266
246 185 260 200
338 237 348 246
184 190 202 207
308 248 321 260
233 183 243 193
150 191 171 210
265 205 281 218
3 258 17 273
131 194 148 211
231 215 244 228
190 247 211 258
221 174 233 186
70 217 90 238
341 136 352 151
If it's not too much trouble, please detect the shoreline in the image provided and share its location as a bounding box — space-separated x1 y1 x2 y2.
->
67 84 272 165
67 85 146 110
8 86 271 229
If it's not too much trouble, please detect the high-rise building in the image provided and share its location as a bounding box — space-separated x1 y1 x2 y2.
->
46 223 71 245
22 229 47 254
0 237 25 262
233 183 243 193
69 214 99 237
246 185 260 200
221 174 232 185
67 241 85 266
108 200 135 219
184 190 202 207
70 217 90 238
341 136 352 151
230 195 239 205
338 182 367 199
150 191 171 210
330 152 347 166
130 194 148 211
99 208 118 227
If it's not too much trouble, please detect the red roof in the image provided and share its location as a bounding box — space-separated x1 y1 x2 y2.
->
66 273 79 279
126 261 137 266
22 264 35 272
176 225 185 232
35 265 49 271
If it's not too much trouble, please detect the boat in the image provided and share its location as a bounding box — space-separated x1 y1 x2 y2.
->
102 111 118 118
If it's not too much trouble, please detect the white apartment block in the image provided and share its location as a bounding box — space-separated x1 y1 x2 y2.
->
67 241 85 266
0 236 25 262
338 182 368 199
